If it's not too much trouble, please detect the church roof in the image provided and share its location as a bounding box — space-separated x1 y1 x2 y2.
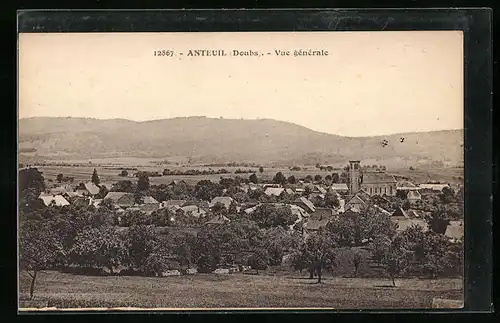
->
362 172 397 184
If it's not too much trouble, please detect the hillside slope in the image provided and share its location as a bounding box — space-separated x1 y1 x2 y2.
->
18 117 463 166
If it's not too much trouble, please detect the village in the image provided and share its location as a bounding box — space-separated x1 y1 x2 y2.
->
18 159 464 308
34 160 464 240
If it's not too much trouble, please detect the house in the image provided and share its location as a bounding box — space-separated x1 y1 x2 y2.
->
369 195 393 212
262 184 282 189
329 183 349 193
334 199 346 214
48 184 73 195
310 207 334 219
141 195 159 204
264 187 285 197
406 210 423 218
169 180 187 187
159 200 187 209
100 183 114 191
394 218 427 232
303 217 332 232
419 183 451 192
180 205 207 218
205 214 231 225
39 195 70 207
285 188 295 195
293 196 316 213
308 193 325 201
316 186 327 195
392 207 409 219
92 198 103 208
103 192 135 208
288 204 310 225
135 203 160 215
372 205 393 216
445 221 464 239
76 182 101 196
209 196 234 209
244 205 259 214
344 190 371 213
406 190 422 202
184 200 210 209
64 191 84 198
397 180 420 191
72 196 93 208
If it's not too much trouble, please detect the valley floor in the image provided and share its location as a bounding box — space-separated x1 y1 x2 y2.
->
19 271 463 310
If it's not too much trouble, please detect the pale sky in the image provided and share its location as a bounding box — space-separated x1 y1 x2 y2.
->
18 31 463 137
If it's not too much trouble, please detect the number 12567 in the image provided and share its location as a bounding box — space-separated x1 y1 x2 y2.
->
154 50 174 57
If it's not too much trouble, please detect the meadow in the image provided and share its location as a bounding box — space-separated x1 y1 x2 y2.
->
18 270 463 310
33 156 463 187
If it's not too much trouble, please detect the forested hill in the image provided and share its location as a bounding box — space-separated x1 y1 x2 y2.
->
19 117 463 166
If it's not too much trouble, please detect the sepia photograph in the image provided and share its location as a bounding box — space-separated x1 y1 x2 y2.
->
18 31 464 311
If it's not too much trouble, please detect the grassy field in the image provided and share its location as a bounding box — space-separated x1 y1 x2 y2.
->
19 270 463 310
35 162 463 188
36 164 339 187
389 166 464 185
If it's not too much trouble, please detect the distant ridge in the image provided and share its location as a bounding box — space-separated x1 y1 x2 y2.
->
18 116 463 166
18 116 462 138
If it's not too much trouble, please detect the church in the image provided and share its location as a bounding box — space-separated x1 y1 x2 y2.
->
348 160 397 197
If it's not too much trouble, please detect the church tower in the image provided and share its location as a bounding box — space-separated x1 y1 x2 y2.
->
349 160 361 194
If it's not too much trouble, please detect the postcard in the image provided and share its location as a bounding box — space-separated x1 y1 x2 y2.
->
18 31 464 311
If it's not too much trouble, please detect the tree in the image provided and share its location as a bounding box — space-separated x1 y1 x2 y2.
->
370 235 391 267
294 229 338 283
19 220 64 300
248 248 270 274
171 232 196 268
56 173 64 183
91 169 100 185
119 170 129 177
233 191 249 204
193 227 222 273
112 180 135 193
137 173 150 191
314 175 322 182
331 173 340 183
262 227 294 266
273 172 287 185
70 226 127 274
351 251 362 277
381 233 413 286
287 175 297 185
125 225 158 274
440 186 455 204
19 168 46 213
151 208 175 227
259 166 264 174
252 204 295 229
402 200 411 210
95 185 109 199
323 191 340 208
228 201 238 215
249 173 258 184
211 201 228 216
195 180 222 201
401 224 460 278
425 205 451 234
